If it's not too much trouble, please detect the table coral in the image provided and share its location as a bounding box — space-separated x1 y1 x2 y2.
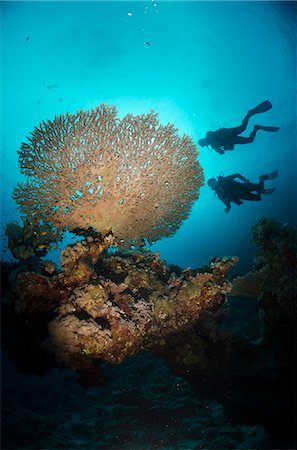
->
13 104 204 245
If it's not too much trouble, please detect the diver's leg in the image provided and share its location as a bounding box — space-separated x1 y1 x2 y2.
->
234 125 279 144
268 170 279 179
264 188 275 195
258 172 278 191
249 100 272 115
255 180 275 195
233 128 257 144
258 174 268 182
247 182 262 191
259 171 279 183
234 101 274 135
257 177 267 191
241 192 262 201
232 112 253 135
257 177 276 195
253 125 280 132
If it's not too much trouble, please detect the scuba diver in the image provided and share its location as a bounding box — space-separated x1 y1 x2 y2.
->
208 170 279 213
198 100 279 155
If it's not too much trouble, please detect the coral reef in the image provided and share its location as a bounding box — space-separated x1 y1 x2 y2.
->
13 104 204 245
1 217 296 447
2 238 237 371
231 217 297 327
158 218 296 447
230 265 271 297
48 253 235 366
4 219 62 260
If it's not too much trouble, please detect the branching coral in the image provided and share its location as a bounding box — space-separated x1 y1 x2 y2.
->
13 104 204 244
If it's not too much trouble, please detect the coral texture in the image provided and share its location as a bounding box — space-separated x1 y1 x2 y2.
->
153 218 296 445
3 236 236 368
13 104 204 244
4 219 62 260
1 218 295 446
231 217 297 321
48 253 235 365
230 266 271 297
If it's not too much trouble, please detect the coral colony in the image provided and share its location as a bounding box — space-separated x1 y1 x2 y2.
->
2 105 296 441
13 104 203 244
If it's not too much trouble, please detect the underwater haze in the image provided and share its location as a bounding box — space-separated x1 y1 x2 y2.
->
1 0 296 268
1 1 297 449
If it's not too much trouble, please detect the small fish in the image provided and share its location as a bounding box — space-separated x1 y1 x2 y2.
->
26 36 29 42
37 244 47 249
46 84 58 90
40 231 47 236
144 41 151 48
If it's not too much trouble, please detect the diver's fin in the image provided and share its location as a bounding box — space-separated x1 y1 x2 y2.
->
265 188 275 195
267 170 279 180
259 171 279 182
250 100 273 115
254 125 280 132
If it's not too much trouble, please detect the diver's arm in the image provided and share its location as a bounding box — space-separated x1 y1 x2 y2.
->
217 193 231 213
223 199 231 213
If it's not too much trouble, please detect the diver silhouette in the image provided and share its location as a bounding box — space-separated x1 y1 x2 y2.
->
208 170 279 213
199 100 279 155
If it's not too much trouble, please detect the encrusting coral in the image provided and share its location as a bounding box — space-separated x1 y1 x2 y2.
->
152 218 296 445
4 219 62 260
3 237 237 368
1 215 295 446
13 104 204 245
231 217 297 323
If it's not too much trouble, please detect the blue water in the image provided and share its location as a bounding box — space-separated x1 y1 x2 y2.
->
1 2 296 449
1 1 296 270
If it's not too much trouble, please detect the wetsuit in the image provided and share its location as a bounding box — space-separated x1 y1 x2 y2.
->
215 174 270 212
